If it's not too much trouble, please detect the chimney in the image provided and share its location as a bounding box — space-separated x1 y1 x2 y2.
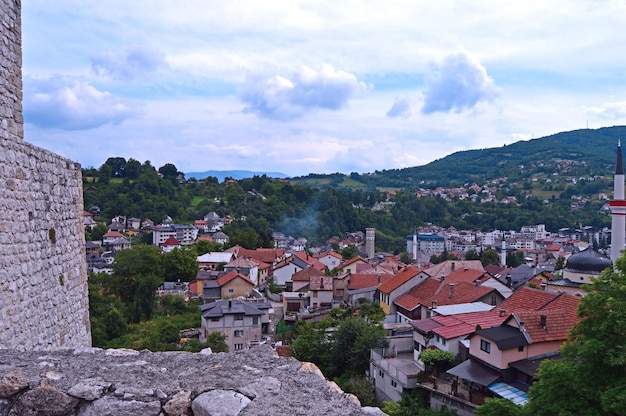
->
448 283 455 299
377 273 381 285
519 320 526 332
506 274 512 288
431 299 437 309
499 308 506 317
228 299 232 309
440 275 445 282
474 278 481 286
540 314 547 330
451 262 456 271
540 283 547 291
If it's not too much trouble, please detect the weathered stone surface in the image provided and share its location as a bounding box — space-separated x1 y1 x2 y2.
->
0 371 29 397
77 396 162 416
9 383 79 416
67 378 111 401
238 376 281 399
192 389 251 416
0 346 382 416
163 390 191 416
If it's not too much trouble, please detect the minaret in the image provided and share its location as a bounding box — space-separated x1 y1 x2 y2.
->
365 228 375 259
500 233 507 267
610 141 626 263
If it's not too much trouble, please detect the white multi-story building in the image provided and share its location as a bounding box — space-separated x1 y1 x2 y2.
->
151 223 198 246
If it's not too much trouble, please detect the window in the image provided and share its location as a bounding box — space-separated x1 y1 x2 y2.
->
252 316 259 325
234 343 243 351
210 317 219 322
379 370 384 378
480 339 491 353
518 345 524 352
234 314 243 321
228 288 234 294
391 380 397 388
234 330 243 337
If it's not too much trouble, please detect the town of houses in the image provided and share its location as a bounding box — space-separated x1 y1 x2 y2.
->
82 205 615 413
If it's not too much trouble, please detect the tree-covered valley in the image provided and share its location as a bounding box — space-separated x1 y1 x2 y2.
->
84 152 612 254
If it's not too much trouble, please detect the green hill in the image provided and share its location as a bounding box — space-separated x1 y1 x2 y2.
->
291 126 625 189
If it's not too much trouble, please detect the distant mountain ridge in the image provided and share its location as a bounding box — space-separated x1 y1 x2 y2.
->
186 170 288 182
291 126 626 189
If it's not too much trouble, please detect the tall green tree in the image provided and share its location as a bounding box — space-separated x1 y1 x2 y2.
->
162 247 198 282
331 317 386 377
109 245 164 322
480 249 501 267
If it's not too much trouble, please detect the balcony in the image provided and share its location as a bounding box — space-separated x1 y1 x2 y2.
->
370 348 422 389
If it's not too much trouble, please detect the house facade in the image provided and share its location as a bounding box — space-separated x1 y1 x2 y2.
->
199 299 272 351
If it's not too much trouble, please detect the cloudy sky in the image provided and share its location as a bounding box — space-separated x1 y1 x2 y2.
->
21 1 626 177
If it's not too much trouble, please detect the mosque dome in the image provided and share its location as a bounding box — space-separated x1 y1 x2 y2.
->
564 247 612 275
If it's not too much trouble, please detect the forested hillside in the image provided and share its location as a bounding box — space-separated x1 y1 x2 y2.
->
84 155 612 253
292 126 626 189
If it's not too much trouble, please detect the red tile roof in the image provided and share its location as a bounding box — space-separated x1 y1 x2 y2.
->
216 271 255 287
225 246 285 264
292 266 325 282
394 280 496 311
293 252 326 272
508 308 579 344
442 268 490 284
377 266 420 294
424 260 484 280
338 256 368 269
162 236 181 246
498 287 566 314
348 273 393 290
313 251 342 260
426 311 506 339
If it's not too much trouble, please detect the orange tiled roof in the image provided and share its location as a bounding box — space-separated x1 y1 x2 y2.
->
509 308 579 343
442 268 490 284
394 280 496 311
216 271 254 287
293 252 326 272
431 311 506 340
313 251 342 260
424 260 485 279
292 266 325 282
498 287 564 314
348 273 393 290
377 266 420 294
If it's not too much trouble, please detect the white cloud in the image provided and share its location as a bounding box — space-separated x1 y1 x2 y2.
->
91 46 166 80
421 50 501 115
238 64 365 120
23 77 136 130
386 97 412 119
586 102 626 120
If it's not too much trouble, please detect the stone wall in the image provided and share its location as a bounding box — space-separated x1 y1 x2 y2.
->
0 0 91 350
0 346 385 416
0 0 22 143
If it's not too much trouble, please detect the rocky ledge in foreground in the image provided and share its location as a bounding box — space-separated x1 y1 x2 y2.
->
0 345 384 416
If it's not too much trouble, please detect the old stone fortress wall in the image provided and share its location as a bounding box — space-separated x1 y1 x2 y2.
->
0 1 380 414
0 0 91 351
